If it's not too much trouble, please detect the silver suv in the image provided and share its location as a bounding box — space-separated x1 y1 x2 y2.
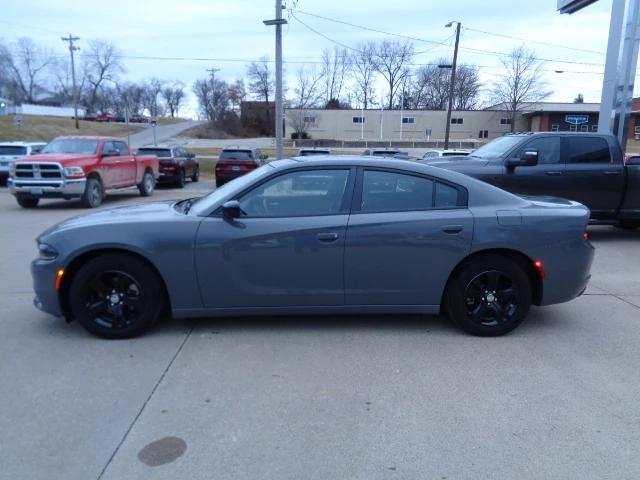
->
0 142 47 185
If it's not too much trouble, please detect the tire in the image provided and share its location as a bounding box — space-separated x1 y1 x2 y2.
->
176 169 186 188
81 177 104 208
215 178 224 188
16 195 39 208
191 165 199 182
68 253 166 339
138 171 155 197
445 254 532 337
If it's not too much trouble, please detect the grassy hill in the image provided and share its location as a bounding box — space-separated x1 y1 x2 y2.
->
0 115 141 142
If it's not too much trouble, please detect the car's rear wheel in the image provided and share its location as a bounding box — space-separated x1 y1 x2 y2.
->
16 195 40 208
68 253 166 339
176 169 186 188
191 165 199 182
138 171 155 197
215 177 224 188
445 254 531 336
81 177 104 208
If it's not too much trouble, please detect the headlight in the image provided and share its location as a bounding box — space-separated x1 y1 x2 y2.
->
63 166 85 178
38 243 59 260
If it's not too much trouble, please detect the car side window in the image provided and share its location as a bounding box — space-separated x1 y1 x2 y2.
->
435 182 460 208
238 169 350 217
567 137 611 164
114 141 129 156
361 170 434 212
516 137 561 164
101 141 114 155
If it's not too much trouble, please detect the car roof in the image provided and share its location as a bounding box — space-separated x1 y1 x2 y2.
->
54 136 126 142
138 144 176 149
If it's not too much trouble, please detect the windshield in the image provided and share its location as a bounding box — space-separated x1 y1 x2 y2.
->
42 139 99 155
137 148 172 158
220 150 253 160
442 151 469 156
469 136 523 159
372 151 399 156
0 146 27 156
189 164 274 215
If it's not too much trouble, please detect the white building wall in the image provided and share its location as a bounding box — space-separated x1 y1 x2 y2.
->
11 104 86 118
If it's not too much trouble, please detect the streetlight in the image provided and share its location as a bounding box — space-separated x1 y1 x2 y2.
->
443 21 461 150
263 3 288 160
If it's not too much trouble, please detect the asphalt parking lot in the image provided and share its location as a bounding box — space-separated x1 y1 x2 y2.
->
1 182 640 480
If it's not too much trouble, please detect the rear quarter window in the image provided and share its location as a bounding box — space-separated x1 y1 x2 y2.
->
567 137 611 164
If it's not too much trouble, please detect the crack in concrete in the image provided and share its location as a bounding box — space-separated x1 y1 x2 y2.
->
96 325 195 480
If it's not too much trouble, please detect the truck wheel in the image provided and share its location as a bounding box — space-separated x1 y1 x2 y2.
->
81 177 104 208
138 171 155 197
176 169 186 188
191 166 199 182
445 254 531 337
16 195 39 208
68 253 166 338
215 178 224 188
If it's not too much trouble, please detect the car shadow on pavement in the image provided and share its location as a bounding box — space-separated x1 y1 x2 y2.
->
587 226 640 242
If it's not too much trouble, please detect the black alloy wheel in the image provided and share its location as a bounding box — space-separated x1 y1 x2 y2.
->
69 254 165 338
445 254 531 336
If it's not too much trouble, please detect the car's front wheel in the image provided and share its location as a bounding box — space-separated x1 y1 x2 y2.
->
81 177 104 208
68 253 166 339
445 254 531 336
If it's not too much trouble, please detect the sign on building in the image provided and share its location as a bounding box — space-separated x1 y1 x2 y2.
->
565 114 590 125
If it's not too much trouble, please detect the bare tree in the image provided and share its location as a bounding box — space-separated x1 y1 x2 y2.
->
292 66 324 108
375 40 414 110
83 40 124 113
350 41 378 109
193 77 229 123
161 81 186 117
411 60 481 110
116 81 146 116
491 45 552 132
227 78 247 111
574 93 585 103
452 64 481 110
320 47 350 106
246 57 274 103
141 77 165 116
0 37 53 103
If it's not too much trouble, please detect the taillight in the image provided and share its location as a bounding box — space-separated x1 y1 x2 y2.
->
583 232 589 240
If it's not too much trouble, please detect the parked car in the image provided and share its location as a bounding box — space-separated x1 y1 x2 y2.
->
363 148 408 157
422 149 471 160
424 132 640 229
297 147 332 156
8 136 159 208
136 145 199 188
95 113 118 123
215 147 268 187
129 115 149 124
0 142 47 185
31 157 593 339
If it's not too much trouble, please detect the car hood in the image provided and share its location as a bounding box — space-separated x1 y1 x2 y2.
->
40 201 180 238
19 153 98 165
427 157 491 169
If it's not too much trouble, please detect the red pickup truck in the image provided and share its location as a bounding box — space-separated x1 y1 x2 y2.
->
8 136 159 208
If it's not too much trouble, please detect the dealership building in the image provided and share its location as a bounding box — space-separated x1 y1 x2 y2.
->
284 99 640 143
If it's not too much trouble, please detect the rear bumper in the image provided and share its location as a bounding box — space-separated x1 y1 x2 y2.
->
8 177 87 198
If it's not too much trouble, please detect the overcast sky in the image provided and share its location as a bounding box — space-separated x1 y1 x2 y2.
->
3 0 616 116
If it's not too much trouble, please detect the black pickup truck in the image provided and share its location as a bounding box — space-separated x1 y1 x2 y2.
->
422 132 640 228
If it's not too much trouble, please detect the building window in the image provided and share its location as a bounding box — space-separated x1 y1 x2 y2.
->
580 124 589 132
450 117 463 124
303 116 316 124
569 125 578 132
402 117 415 124
500 117 512 125
352 116 365 124
551 124 560 132
478 130 489 139
592 125 599 132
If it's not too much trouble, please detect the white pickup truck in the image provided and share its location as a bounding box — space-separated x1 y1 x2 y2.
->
0 142 47 186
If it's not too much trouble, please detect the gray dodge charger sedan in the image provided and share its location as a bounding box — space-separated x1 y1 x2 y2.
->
32 157 594 338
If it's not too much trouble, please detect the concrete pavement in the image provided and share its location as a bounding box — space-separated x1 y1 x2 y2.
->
127 120 205 149
0 184 639 480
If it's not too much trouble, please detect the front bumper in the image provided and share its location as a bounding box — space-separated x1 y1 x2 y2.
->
31 258 63 317
8 177 87 198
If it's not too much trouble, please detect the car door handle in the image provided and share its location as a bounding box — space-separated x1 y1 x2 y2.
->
441 225 463 234
317 232 339 243
603 171 620 176
545 171 563 176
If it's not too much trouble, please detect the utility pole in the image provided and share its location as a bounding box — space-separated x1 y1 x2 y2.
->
61 34 80 129
263 3 287 159
444 21 461 150
206 67 220 84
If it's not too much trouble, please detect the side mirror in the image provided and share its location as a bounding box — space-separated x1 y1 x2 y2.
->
507 149 538 168
188 153 195 159
259 154 268 160
626 156 640 165
221 200 241 219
